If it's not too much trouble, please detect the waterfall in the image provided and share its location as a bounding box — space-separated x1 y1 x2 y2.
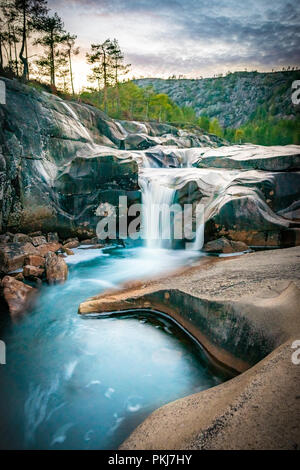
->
140 171 176 249
136 150 241 252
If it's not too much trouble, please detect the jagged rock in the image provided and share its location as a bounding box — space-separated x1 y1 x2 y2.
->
0 242 38 273
203 237 248 253
28 231 43 237
64 237 79 244
35 242 62 257
47 232 59 243
0 78 225 238
1 275 37 320
0 234 11 243
62 247 74 255
23 265 44 279
31 235 47 246
63 237 79 247
80 238 98 245
170 166 300 247
12 233 31 243
24 255 45 267
124 133 159 150
45 252 68 285
63 240 79 249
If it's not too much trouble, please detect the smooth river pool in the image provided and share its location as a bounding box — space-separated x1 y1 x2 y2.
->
0 246 231 449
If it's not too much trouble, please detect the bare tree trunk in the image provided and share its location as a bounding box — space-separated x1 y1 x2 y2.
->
68 49 75 96
103 49 107 112
25 35 29 79
8 24 13 71
0 36 3 71
115 65 120 116
50 33 55 87
13 27 19 77
19 5 29 81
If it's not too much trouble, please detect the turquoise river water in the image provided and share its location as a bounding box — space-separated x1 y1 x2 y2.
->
0 246 231 449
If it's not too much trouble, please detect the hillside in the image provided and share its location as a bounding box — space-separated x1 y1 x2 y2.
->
135 71 300 129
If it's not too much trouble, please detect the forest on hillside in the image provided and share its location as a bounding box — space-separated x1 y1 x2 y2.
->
0 0 299 145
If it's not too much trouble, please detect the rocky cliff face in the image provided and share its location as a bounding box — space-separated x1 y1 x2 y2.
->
1 77 299 250
140 145 300 248
135 70 300 128
0 78 224 238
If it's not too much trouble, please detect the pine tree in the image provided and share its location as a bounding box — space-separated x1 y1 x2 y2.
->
14 0 48 80
34 12 67 87
109 38 130 114
86 40 114 112
62 33 79 96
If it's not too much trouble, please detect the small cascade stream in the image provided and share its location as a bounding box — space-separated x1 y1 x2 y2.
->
140 172 177 249
137 150 242 252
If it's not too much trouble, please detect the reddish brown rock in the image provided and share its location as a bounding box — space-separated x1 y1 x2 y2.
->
31 235 47 247
1 276 38 321
62 247 74 256
81 238 98 245
24 255 45 267
14 273 24 282
0 242 38 273
45 252 68 285
35 242 62 257
63 240 79 249
12 233 31 243
23 265 44 279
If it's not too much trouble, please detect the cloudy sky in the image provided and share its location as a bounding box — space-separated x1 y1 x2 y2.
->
48 0 300 91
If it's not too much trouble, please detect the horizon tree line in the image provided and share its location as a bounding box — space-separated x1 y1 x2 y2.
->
0 0 130 98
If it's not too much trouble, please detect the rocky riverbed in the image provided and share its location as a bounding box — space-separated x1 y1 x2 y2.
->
0 77 300 450
79 246 300 449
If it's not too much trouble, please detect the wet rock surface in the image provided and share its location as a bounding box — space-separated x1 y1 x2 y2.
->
0 78 224 239
1 275 38 321
78 246 300 450
194 144 300 171
45 251 68 285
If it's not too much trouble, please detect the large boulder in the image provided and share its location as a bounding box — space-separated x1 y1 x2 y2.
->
124 133 159 150
0 242 38 273
1 275 37 321
35 242 62 256
0 79 138 238
166 165 300 248
45 252 68 285
23 265 44 279
195 145 300 171
203 237 248 253
24 255 45 267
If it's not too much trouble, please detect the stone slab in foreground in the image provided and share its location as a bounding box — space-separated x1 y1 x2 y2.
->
78 247 300 449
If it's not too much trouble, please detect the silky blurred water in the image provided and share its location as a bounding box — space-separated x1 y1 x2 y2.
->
0 246 230 449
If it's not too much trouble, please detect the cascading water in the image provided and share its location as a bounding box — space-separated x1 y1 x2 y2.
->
140 171 176 249
137 150 242 252
139 150 206 251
